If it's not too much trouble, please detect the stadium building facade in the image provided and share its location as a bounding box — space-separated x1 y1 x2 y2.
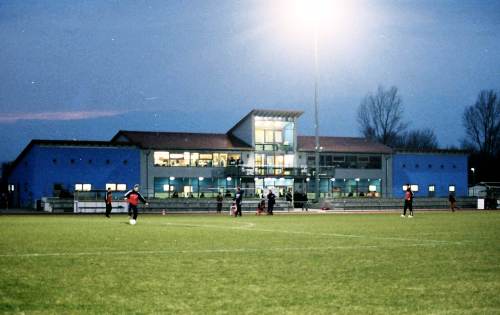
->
6 109 468 208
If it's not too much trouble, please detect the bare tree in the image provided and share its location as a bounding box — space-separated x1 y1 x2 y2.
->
462 90 500 157
357 86 407 146
396 129 439 150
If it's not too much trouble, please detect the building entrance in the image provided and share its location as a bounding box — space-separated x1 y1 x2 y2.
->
254 177 293 198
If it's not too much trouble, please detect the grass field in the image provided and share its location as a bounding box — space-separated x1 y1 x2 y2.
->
1 212 499 314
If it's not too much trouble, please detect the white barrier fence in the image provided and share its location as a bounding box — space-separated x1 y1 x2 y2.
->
74 200 129 213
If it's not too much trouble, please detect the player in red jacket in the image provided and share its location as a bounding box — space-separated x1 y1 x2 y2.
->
402 186 414 218
124 184 148 224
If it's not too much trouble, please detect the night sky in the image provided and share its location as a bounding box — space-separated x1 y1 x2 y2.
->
1 0 499 164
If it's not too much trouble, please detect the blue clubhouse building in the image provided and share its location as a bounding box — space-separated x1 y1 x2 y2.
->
6 109 468 208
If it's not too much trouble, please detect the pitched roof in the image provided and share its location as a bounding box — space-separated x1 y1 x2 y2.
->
297 136 393 154
227 109 303 135
111 131 253 151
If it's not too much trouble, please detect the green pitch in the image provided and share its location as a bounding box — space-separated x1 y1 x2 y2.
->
1 212 499 314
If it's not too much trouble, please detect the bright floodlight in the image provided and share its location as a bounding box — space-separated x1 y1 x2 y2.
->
292 0 333 27
275 0 361 44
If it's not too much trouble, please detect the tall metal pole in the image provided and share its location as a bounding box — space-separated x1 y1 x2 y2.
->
314 25 320 202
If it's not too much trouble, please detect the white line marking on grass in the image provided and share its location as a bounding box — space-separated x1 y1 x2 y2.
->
0 243 438 258
161 222 464 245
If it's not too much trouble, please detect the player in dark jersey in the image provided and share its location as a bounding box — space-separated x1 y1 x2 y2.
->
104 187 113 218
234 187 243 217
124 184 148 224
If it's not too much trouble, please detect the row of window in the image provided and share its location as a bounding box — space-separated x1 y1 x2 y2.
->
401 163 457 169
309 155 382 169
52 159 128 165
402 184 456 193
154 152 241 167
74 183 127 192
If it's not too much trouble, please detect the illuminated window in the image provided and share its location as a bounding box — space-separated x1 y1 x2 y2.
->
428 185 435 192
106 183 117 191
284 155 294 167
183 186 193 197
163 184 170 192
117 184 127 191
369 185 377 192
402 184 419 192
449 185 456 192
265 130 274 143
75 184 91 191
274 131 283 143
154 151 170 166
255 129 265 144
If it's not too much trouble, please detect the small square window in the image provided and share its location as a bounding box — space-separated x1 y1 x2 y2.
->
116 184 127 191
428 185 435 192
449 185 456 192
106 183 117 191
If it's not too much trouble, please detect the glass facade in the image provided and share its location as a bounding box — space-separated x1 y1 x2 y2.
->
154 151 241 167
154 177 235 198
308 154 382 169
254 116 295 152
305 178 382 199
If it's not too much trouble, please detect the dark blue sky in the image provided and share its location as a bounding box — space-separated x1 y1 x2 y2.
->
1 0 499 163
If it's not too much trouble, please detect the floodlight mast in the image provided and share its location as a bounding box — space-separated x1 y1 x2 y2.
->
314 26 320 202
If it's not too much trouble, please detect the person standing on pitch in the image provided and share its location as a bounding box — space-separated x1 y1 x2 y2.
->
448 193 457 212
267 189 276 215
216 192 223 213
402 186 414 218
234 187 243 217
124 184 148 224
104 187 113 218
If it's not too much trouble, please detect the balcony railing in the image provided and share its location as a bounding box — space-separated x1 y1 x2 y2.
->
224 165 343 177
255 144 294 152
224 166 308 177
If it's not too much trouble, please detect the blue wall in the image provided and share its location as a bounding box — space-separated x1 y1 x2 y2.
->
392 153 468 198
8 145 140 207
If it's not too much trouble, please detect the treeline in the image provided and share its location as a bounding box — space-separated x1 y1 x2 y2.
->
357 86 500 182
